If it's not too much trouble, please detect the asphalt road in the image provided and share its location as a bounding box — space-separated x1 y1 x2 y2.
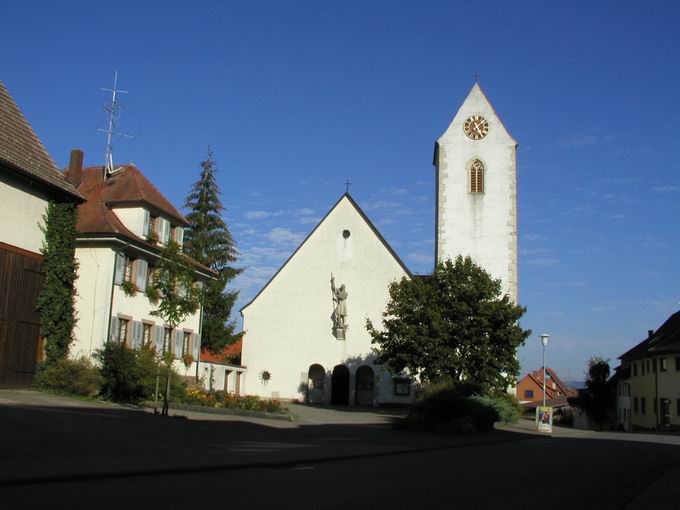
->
1 391 679 509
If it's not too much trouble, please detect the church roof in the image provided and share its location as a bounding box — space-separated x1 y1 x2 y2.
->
240 192 412 313
0 81 83 200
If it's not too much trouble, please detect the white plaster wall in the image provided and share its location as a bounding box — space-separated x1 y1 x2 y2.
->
435 84 517 302
0 171 49 254
71 245 202 359
241 196 413 404
112 207 146 238
71 246 116 358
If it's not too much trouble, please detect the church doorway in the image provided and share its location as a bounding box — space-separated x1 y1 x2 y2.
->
331 365 350 405
307 364 326 404
355 365 374 406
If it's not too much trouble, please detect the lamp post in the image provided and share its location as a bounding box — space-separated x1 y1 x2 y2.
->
540 333 549 408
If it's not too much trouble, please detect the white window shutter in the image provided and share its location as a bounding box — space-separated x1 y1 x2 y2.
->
114 253 125 285
142 210 150 237
162 219 171 244
109 317 119 342
136 259 148 292
192 333 200 359
154 325 164 353
176 227 184 246
174 330 183 359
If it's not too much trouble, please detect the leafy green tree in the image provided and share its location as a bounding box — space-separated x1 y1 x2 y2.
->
366 256 530 394
183 148 241 352
36 201 79 365
577 357 615 430
150 239 201 414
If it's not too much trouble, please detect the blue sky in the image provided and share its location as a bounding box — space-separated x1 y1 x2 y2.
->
2 1 679 380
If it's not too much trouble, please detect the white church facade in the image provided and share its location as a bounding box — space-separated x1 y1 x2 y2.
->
241 194 413 405
241 83 518 405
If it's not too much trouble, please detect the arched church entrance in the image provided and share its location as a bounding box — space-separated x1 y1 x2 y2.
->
355 365 375 406
331 365 350 405
307 364 326 405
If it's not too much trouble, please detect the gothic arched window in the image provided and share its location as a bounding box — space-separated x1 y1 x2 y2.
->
469 159 484 193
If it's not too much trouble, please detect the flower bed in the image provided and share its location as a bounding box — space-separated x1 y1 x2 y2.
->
183 388 286 414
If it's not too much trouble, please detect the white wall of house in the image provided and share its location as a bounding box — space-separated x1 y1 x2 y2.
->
71 244 202 360
191 362 247 394
435 83 517 302
241 196 414 405
0 171 49 254
616 381 631 431
627 357 680 430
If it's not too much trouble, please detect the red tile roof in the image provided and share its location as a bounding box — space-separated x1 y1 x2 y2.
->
73 164 215 276
0 81 82 199
523 367 577 399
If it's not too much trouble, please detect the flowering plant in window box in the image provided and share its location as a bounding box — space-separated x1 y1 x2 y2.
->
145 285 160 304
146 230 159 245
120 280 138 297
182 352 194 368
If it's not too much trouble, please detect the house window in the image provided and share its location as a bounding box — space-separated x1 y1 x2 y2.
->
393 378 411 396
634 397 638 414
123 256 134 282
524 390 534 399
642 361 646 376
676 356 680 371
117 318 129 345
148 215 157 240
469 159 484 193
641 398 646 415
633 363 638 377
142 323 152 347
677 399 680 416
653 358 657 373
660 358 667 372
182 331 192 356
647 359 651 373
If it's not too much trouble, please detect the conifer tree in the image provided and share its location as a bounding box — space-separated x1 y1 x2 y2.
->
183 148 241 353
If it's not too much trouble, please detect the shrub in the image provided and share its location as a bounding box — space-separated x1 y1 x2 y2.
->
409 383 501 432
34 357 103 397
181 387 285 413
486 392 522 424
94 343 186 403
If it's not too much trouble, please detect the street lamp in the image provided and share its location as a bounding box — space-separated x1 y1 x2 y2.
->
540 333 549 408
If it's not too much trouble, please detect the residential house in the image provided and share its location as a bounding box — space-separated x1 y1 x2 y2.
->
618 312 680 430
0 82 83 387
516 367 577 404
64 155 215 378
198 336 246 394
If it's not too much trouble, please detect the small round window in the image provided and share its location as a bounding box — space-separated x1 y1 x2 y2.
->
342 229 351 239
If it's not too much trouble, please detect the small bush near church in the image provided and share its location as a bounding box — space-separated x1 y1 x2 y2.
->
34 357 103 397
409 383 503 432
95 343 186 403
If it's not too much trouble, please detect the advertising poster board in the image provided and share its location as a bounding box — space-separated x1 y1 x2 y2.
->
536 406 553 433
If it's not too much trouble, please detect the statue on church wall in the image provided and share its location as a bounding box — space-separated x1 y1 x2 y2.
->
331 274 348 339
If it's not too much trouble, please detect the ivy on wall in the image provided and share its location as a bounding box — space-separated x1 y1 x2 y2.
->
36 201 79 365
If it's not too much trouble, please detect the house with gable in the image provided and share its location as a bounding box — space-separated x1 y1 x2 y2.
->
241 193 414 406
0 82 84 387
64 153 216 377
516 367 577 405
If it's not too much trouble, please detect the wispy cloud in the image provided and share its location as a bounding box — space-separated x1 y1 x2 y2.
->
651 186 680 193
266 227 305 246
361 200 403 211
407 251 432 265
524 257 561 267
556 133 616 147
244 210 270 220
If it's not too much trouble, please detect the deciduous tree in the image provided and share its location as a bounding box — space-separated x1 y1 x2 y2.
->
366 256 530 394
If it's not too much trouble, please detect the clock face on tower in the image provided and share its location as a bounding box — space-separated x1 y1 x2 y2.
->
463 115 489 140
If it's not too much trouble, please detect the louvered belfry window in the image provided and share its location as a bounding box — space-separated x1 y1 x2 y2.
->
469 159 484 193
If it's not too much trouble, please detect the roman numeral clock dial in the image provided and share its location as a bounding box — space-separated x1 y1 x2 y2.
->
464 115 489 140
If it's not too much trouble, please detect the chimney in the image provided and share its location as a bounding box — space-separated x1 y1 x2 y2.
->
66 149 84 187
648 329 654 338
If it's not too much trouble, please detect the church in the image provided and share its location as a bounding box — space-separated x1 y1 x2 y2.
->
240 83 518 405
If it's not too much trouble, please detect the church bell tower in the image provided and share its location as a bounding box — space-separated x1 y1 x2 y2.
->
433 83 518 302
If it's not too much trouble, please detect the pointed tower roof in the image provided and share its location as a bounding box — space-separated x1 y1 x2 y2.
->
0 81 82 199
437 82 516 146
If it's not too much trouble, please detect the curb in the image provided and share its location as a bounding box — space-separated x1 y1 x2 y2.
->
142 402 298 422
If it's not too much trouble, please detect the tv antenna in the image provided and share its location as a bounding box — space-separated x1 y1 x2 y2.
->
98 71 135 179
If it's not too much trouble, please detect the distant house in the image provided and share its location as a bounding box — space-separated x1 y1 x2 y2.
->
617 312 680 430
198 335 245 394
0 82 83 387
516 367 577 404
64 157 216 378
